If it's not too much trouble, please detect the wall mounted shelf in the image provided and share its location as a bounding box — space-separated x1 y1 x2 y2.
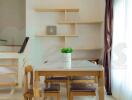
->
58 20 103 24
72 58 99 61
73 48 102 51
34 8 79 12
36 34 79 37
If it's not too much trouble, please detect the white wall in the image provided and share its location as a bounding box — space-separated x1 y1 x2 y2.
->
0 0 25 45
26 0 105 67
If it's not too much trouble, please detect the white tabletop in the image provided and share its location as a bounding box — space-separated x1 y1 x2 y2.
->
35 60 103 71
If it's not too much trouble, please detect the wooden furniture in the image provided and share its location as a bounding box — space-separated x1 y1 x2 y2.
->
70 76 96 84
45 76 68 86
24 65 61 100
70 83 96 100
34 8 79 12
45 58 99 96
44 84 61 100
69 63 98 100
24 65 34 100
58 20 102 24
45 76 69 98
34 60 105 100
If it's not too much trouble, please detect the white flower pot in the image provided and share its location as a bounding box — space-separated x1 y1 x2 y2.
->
64 53 71 68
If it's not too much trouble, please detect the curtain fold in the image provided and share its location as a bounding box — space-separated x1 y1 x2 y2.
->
103 0 113 95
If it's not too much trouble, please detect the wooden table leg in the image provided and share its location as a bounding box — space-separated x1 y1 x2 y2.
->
34 71 40 97
67 76 70 100
98 69 105 100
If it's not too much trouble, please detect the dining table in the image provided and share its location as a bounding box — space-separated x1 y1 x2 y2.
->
34 60 105 100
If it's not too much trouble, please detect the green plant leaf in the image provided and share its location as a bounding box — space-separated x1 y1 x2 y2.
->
60 48 73 53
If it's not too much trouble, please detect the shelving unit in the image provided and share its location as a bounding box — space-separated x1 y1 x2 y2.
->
34 7 103 61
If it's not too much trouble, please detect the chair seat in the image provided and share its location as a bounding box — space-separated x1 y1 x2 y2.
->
71 76 95 80
70 83 96 92
44 84 60 92
47 76 68 80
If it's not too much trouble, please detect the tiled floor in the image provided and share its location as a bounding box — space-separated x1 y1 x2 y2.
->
0 88 115 100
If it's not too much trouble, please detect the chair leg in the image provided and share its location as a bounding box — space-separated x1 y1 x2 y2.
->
70 93 73 100
24 97 28 100
44 79 49 88
43 96 47 100
29 97 32 100
45 82 48 88
56 93 60 100
66 82 69 98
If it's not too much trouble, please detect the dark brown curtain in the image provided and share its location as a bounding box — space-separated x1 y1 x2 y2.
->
103 0 113 95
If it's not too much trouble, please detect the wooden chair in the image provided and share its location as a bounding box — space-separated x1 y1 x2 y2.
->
70 83 97 100
45 76 68 85
24 65 61 100
45 76 69 97
69 60 99 100
45 76 69 86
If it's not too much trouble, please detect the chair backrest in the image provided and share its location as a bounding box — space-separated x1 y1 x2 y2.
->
24 65 33 91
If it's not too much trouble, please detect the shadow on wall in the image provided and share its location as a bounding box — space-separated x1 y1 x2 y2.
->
0 0 25 45
0 27 25 45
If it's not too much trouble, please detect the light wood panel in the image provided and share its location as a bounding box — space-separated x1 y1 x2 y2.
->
36 34 79 37
34 8 79 12
74 48 102 51
58 21 103 24
72 58 99 61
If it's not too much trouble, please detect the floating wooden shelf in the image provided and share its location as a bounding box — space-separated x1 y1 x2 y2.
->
36 34 79 37
73 48 102 51
72 58 99 60
34 8 79 12
58 20 103 24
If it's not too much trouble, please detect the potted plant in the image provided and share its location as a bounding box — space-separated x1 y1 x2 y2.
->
61 48 73 68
